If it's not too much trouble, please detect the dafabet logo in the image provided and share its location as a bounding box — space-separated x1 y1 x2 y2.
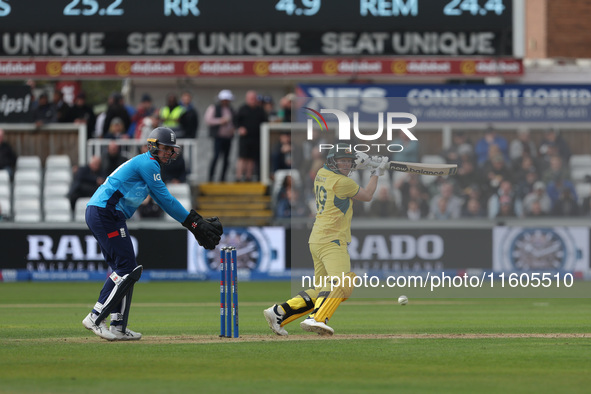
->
304 107 418 153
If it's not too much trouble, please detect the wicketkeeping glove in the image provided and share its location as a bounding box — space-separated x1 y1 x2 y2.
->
182 210 223 250
204 216 223 235
370 156 389 177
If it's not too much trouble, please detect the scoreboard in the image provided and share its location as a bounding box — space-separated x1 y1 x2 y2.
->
0 0 519 56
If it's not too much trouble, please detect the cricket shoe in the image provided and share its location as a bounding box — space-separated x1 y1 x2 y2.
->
263 305 288 336
300 317 334 336
109 326 142 341
82 313 117 341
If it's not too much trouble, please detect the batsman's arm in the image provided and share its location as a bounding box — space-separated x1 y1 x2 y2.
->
353 175 378 202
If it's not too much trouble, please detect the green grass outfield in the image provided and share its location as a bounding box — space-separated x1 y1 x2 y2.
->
1 281 591 394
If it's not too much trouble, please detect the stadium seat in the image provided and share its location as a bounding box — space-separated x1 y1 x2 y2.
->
571 168 591 183
0 169 9 184
43 183 70 200
16 156 42 172
164 197 192 221
45 155 72 171
14 170 42 186
167 183 192 200
14 198 42 222
14 212 42 222
0 184 10 200
14 184 41 200
570 154 591 170
43 197 72 222
0 197 11 217
74 197 91 221
44 170 72 186
575 183 591 204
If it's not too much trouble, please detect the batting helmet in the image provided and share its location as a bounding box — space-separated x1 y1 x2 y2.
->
147 127 181 165
326 143 357 175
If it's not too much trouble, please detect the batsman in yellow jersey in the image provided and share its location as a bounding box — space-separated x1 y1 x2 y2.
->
264 143 388 336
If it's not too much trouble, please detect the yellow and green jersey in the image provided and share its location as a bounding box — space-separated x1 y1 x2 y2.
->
309 165 360 244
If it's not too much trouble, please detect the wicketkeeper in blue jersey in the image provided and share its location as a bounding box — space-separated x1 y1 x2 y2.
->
82 127 223 341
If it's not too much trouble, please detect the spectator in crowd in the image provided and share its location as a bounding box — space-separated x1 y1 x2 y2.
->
278 93 294 123
179 91 199 138
542 155 570 184
275 177 310 219
289 187 311 218
236 90 268 182
522 181 552 216
527 199 547 217
547 176 578 216
271 132 292 173
0 128 17 178
161 153 187 184
514 155 539 184
134 115 158 141
405 199 425 220
101 140 127 176
206 89 236 182
581 196 591 216
275 175 293 218
137 195 163 219
515 168 541 200
261 95 280 122
33 93 57 127
462 197 486 218
539 128 571 165
305 148 325 191
474 128 508 167
397 174 429 213
159 93 185 134
497 198 517 218
301 129 328 188
455 158 480 193
368 186 398 217
53 90 72 123
441 131 473 165
123 97 137 137
430 197 453 220
481 153 513 199
131 94 156 137
460 184 485 210
509 129 537 164
70 92 96 140
104 117 129 139
429 182 463 219
487 179 522 218
102 92 131 137
68 156 105 210
391 130 420 163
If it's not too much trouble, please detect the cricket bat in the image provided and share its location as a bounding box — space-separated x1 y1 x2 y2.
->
388 161 458 176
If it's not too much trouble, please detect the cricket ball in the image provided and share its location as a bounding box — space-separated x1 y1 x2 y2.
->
398 295 408 306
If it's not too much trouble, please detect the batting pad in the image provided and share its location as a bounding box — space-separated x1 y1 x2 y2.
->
314 272 356 324
280 290 317 327
95 265 143 325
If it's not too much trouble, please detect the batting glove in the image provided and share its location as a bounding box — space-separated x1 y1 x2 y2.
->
370 156 389 177
354 152 371 170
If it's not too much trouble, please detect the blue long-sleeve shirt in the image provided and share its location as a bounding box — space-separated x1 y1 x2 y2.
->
88 152 189 222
